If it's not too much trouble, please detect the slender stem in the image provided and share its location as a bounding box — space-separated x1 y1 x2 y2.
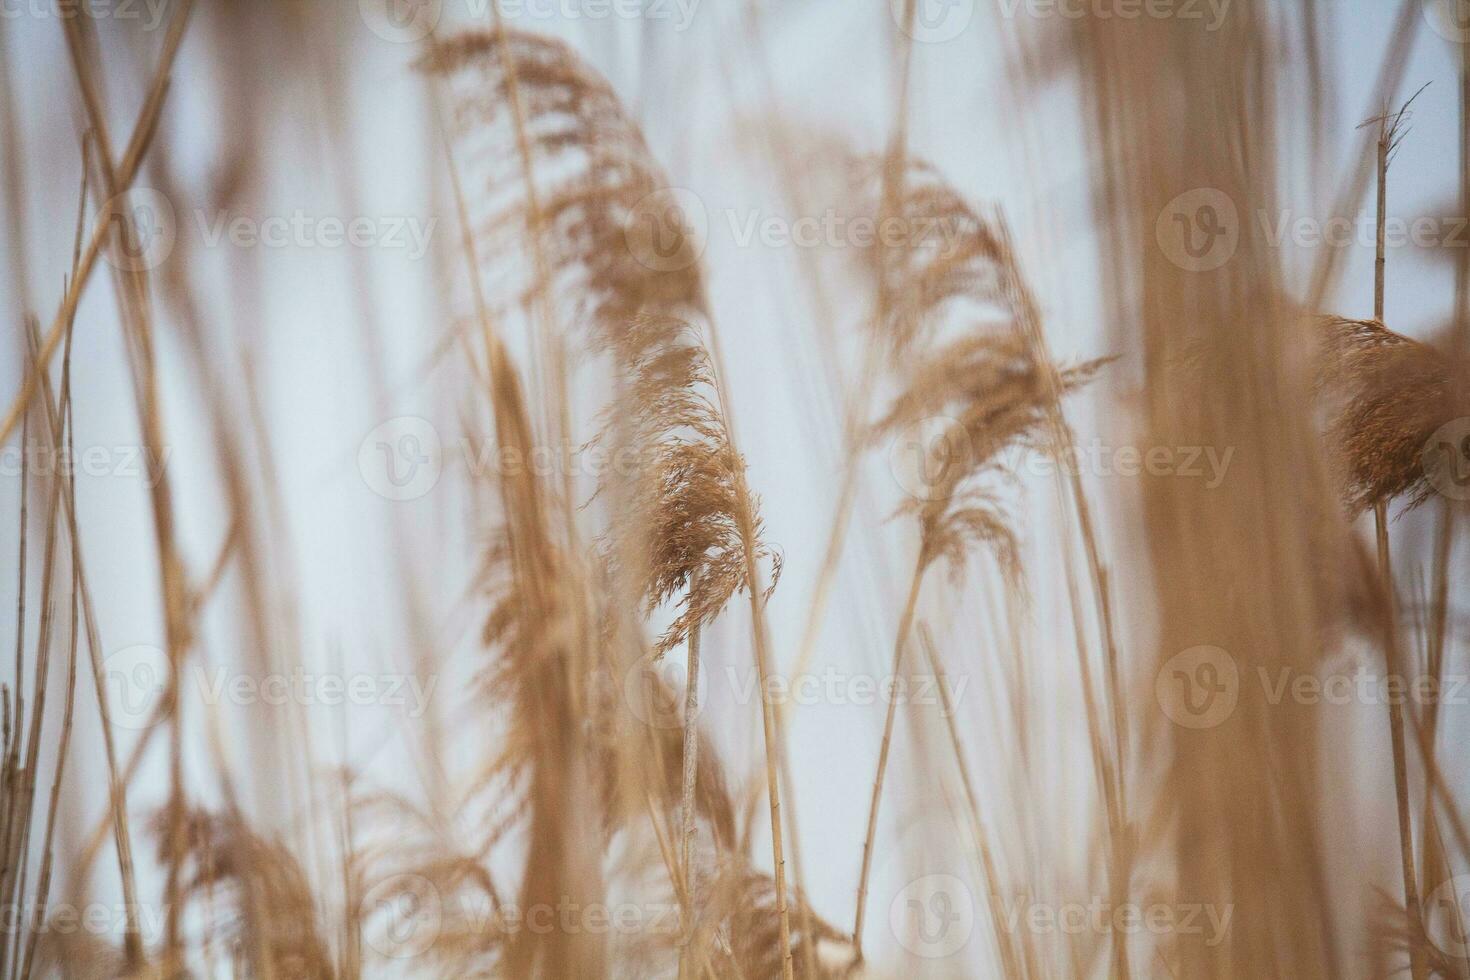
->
0 0 192 450
680 626 702 876
23 313 144 964
20 380 80 980
774 698 819 980
1378 499 1423 970
1375 135 1387 324
995 214 1131 977
852 553 925 956
1374 114 1424 980
918 626 1022 978
698 269 797 980
677 618 701 979
851 6 923 954
745 582 795 980
644 788 721 980
7 328 68 980
784 334 886 692
1422 15 1470 938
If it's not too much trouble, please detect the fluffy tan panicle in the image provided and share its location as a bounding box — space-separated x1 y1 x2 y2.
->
151 807 334 979
350 800 511 978
846 153 1004 356
418 28 705 337
855 154 1106 584
600 315 779 655
424 23 792 976
694 862 861 979
1068 8 1365 975
873 328 1106 583
1314 315 1466 515
423 28 775 653
472 518 604 977
417 48 612 969
848 149 1109 963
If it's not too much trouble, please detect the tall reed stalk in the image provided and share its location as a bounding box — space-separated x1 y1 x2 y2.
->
1369 95 1424 980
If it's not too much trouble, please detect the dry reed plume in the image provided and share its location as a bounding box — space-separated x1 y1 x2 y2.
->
1 4 1468 980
